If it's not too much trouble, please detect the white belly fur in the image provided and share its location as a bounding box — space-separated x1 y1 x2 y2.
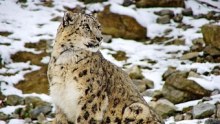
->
50 77 81 122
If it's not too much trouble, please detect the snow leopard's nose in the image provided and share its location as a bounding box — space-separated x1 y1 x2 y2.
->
96 37 103 42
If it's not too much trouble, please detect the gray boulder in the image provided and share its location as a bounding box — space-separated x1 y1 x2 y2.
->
192 103 215 119
205 119 220 124
150 99 177 118
156 15 170 24
5 95 24 106
162 70 211 104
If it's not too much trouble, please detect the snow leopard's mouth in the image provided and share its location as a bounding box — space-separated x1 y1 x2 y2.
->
84 42 100 48
60 48 73 55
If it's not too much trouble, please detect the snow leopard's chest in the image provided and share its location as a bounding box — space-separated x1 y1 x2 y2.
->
50 76 82 122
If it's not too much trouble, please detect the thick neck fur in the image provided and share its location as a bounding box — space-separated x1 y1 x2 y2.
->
51 41 94 65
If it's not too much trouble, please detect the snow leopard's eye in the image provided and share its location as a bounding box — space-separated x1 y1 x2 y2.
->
97 25 101 30
84 24 90 31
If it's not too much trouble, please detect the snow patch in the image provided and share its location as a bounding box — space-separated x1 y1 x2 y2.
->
0 105 24 115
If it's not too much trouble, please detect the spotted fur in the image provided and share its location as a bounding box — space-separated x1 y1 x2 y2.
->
48 11 164 124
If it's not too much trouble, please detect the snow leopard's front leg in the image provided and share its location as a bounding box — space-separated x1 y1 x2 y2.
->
52 106 69 124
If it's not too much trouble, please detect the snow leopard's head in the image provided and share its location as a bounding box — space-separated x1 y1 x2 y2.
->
56 11 103 52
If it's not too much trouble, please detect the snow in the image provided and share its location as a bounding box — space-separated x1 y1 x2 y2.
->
0 62 40 85
108 0 124 4
102 38 189 89
189 75 220 91
23 93 52 103
0 121 6 124
175 94 220 111
8 119 25 124
185 0 220 15
177 62 218 74
0 105 24 115
86 3 104 13
108 1 213 46
176 99 201 111
143 96 152 102
1 83 23 96
165 117 207 124
41 56 50 64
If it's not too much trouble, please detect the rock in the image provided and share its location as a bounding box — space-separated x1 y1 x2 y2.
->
10 113 20 119
141 90 153 96
0 90 5 104
102 35 112 43
135 0 185 8
211 66 220 75
50 16 62 22
191 44 204 52
188 71 201 78
205 119 220 124
17 0 27 3
132 79 154 93
24 96 49 107
24 118 32 124
156 15 170 24
13 97 53 119
206 11 215 20
5 95 24 106
97 6 146 40
127 65 144 80
0 31 12 37
174 114 183 121
164 28 172 35
30 105 52 119
0 112 8 120
123 0 135 6
205 55 214 62
151 36 171 43
18 104 33 119
162 66 177 80
152 90 163 100
0 56 2 68
217 104 220 119
177 23 193 30
192 103 216 119
162 71 211 104
173 14 183 23
202 97 212 102
184 113 192 120
211 89 220 95
182 8 193 16
192 38 205 45
112 51 128 61
202 24 220 49
155 9 174 17
37 113 46 123
180 52 200 60
204 45 220 56
78 0 107 4
150 99 177 118
166 38 185 45
194 14 205 19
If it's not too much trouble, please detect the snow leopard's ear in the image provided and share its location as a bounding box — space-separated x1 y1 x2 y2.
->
63 11 79 27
